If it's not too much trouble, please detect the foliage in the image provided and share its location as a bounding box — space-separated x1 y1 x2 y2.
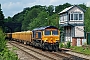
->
71 46 90 55
0 27 6 52
0 28 18 60
78 3 87 10
27 11 48 30
59 43 64 48
0 4 4 27
55 3 72 13
65 41 71 48
4 16 12 22
59 41 71 48
0 4 4 20
0 48 18 60
47 5 54 16
85 7 90 32
22 8 40 30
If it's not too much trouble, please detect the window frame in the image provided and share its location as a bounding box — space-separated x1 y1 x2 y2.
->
71 14 73 20
44 30 51 35
52 30 58 35
37 32 41 39
79 14 83 20
33 31 36 38
69 13 83 21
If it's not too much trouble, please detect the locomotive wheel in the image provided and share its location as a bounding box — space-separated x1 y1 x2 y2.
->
42 43 46 51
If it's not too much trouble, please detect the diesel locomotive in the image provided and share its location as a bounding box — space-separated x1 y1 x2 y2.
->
6 26 60 51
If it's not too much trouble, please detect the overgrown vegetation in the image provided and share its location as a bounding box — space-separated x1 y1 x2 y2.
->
59 41 71 48
71 46 90 55
0 4 18 60
0 48 18 60
60 41 90 55
0 28 18 60
0 28 6 52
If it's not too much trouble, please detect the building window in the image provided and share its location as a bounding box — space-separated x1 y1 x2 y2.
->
69 14 70 21
71 14 73 20
74 14 78 20
64 15 65 21
64 15 67 21
60 16 64 21
60 16 62 21
79 14 82 20
69 13 83 21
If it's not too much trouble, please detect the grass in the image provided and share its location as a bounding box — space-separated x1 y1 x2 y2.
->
70 46 90 55
59 42 90 55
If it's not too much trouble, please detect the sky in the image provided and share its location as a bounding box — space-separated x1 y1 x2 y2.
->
1 0 90 18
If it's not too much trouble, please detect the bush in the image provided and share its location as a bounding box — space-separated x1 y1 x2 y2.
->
59 41 71 48
59 43 64 48
0 27 19 60
0 48 18 60
66 41 71 48
0 28 6 52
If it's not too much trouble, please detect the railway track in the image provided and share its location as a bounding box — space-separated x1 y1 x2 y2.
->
9 41 41 60
8 41 57 60
50 51 89 60
8 41 89 60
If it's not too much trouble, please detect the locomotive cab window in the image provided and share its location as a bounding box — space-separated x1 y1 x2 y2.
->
45 30 51 35
33 31 36 38
52 30 58 35
37 32 41 39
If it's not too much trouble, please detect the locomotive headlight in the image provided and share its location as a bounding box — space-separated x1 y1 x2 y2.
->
44 40 46 42
44 40 47 42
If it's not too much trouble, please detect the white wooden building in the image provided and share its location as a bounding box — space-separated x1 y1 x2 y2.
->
59 5 86 46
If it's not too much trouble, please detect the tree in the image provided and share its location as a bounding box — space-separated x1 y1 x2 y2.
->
27 11 48 30
49 14 59 27
55 3 72 13
22 8 40 30
4 16 12 22
0 4 4 27
85 7 90 32
47 5 54 16
79 3 87 10
63 3 72 8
